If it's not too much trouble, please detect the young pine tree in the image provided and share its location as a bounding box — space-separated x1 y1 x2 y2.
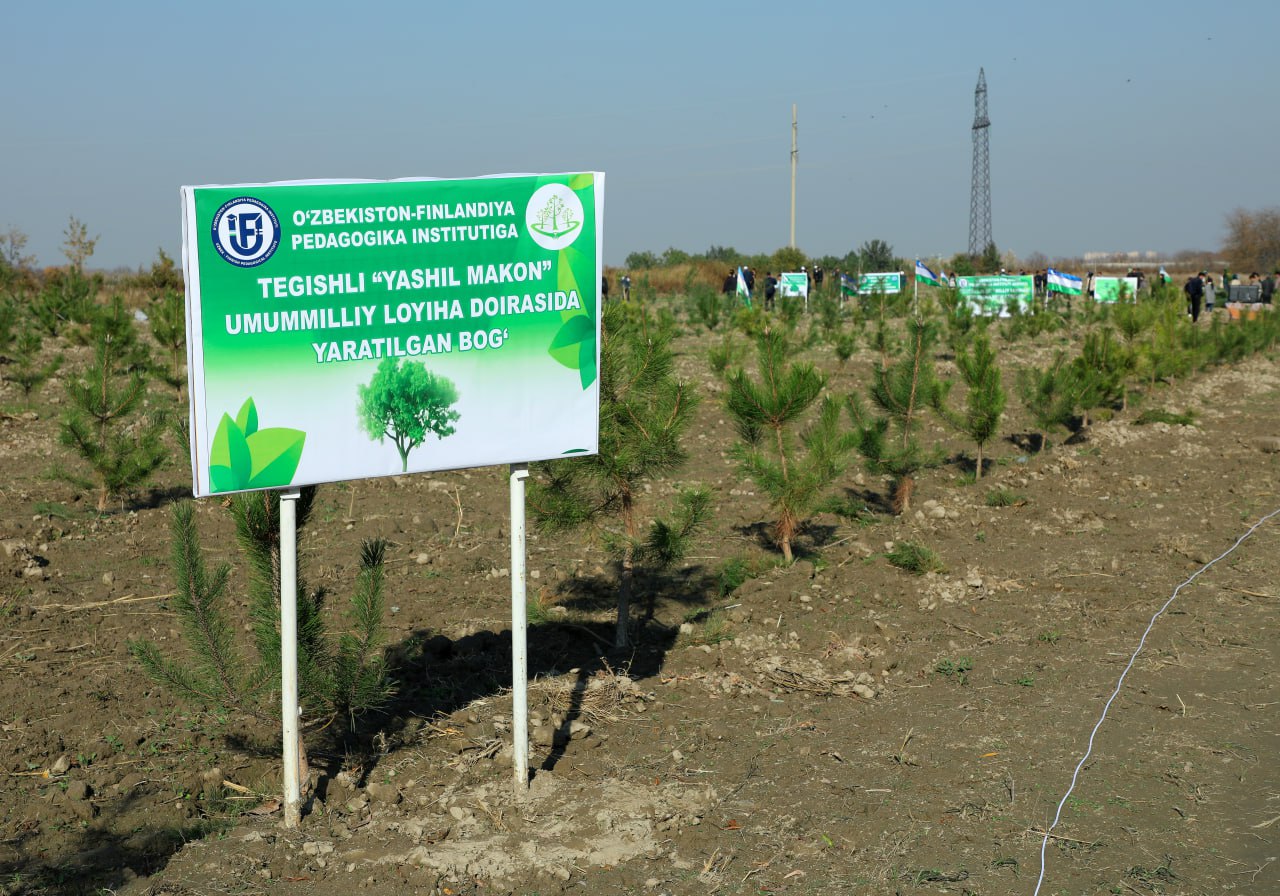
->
530 303 710 649
0 295 15 357
1071 327 1128 422
1016 352 1095 450
5 330 62 406
59 297 168 511
725 328 856 563
130 492 394 731
938 330 1005 478
849 317 950 513
148 288 187 398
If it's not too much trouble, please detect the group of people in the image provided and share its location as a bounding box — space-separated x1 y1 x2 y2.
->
1184 270 1276 322
720 265 834 311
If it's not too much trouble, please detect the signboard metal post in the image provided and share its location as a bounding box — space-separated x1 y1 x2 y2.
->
509 463 530 791
279 488 302 828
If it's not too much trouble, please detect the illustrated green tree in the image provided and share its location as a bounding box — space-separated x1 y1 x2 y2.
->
937 330 1005 478
533 195 577 238
725 329 856 562
357 358 460 472
849 317 950 513
530 303 710 649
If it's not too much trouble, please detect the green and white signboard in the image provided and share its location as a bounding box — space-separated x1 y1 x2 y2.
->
779 272 809 298
1093 277 1138 303
181 173 604 497
956 275 1034 317
855 272 903 295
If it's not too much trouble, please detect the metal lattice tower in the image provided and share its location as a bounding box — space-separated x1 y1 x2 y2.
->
968 68 992 259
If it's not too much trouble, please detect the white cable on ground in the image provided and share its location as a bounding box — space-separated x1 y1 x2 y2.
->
1032 506 1280 896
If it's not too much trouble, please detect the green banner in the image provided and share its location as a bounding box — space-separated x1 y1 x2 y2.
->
779 272 808 297
1093 277 1138 303
956 275 1034 316
856 272 903 295
181 173 603 497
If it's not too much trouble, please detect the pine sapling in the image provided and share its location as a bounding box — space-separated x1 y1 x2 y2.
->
5 330 62 406
1016 352 1093 449
938 330 1005 477
833 328 857 368
725 329 855 562
328 538 395 723
58 298 168 511
0 296 16 357
129 501 271 720
148 288 187 397
130 491 395 733
530 303 709 649
849 317 950 513
1071 327 1127 422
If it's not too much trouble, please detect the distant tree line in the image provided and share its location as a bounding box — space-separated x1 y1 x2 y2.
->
623 239 912 277
618 204 1280 280
621 239 1007 278
1223 207 1280 274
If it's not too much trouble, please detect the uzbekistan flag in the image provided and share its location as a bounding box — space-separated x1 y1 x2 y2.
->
840 273 858 296
1047 268 1083 295
736 266 751 304
915 259 940 287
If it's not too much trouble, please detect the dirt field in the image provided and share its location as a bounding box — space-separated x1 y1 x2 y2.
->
2 296 1278 896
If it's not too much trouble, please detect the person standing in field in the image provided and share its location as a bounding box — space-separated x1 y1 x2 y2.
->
1203 272 1216 314
620 274 632 302
1184 273 1205 322
763 271 778 311
722 269 735 295
601 275 610 303
1262 272 1276 305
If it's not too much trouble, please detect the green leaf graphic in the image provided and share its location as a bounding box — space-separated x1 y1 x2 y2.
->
208 399 306 493
568 173 593 191
578 338 597 390
235 397 258 436
550 314 593 349
246 428 306 489
209 413 251 490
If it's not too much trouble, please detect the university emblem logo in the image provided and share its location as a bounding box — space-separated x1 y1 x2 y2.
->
211 197 280 267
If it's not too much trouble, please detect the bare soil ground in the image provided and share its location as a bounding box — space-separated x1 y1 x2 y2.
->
2 302 1278 896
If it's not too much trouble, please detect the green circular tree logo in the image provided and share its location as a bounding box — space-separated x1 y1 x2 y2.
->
526 184 584 250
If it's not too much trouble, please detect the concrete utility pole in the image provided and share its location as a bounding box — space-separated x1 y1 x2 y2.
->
790 104 798 249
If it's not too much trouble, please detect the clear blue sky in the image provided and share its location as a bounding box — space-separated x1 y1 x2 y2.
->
4 0 1276 271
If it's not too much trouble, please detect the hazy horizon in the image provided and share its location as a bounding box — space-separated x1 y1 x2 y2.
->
4 1 1276 273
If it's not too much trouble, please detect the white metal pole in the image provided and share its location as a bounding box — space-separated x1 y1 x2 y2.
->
509 463 530 792
790 103 797 250
279 488 302 828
